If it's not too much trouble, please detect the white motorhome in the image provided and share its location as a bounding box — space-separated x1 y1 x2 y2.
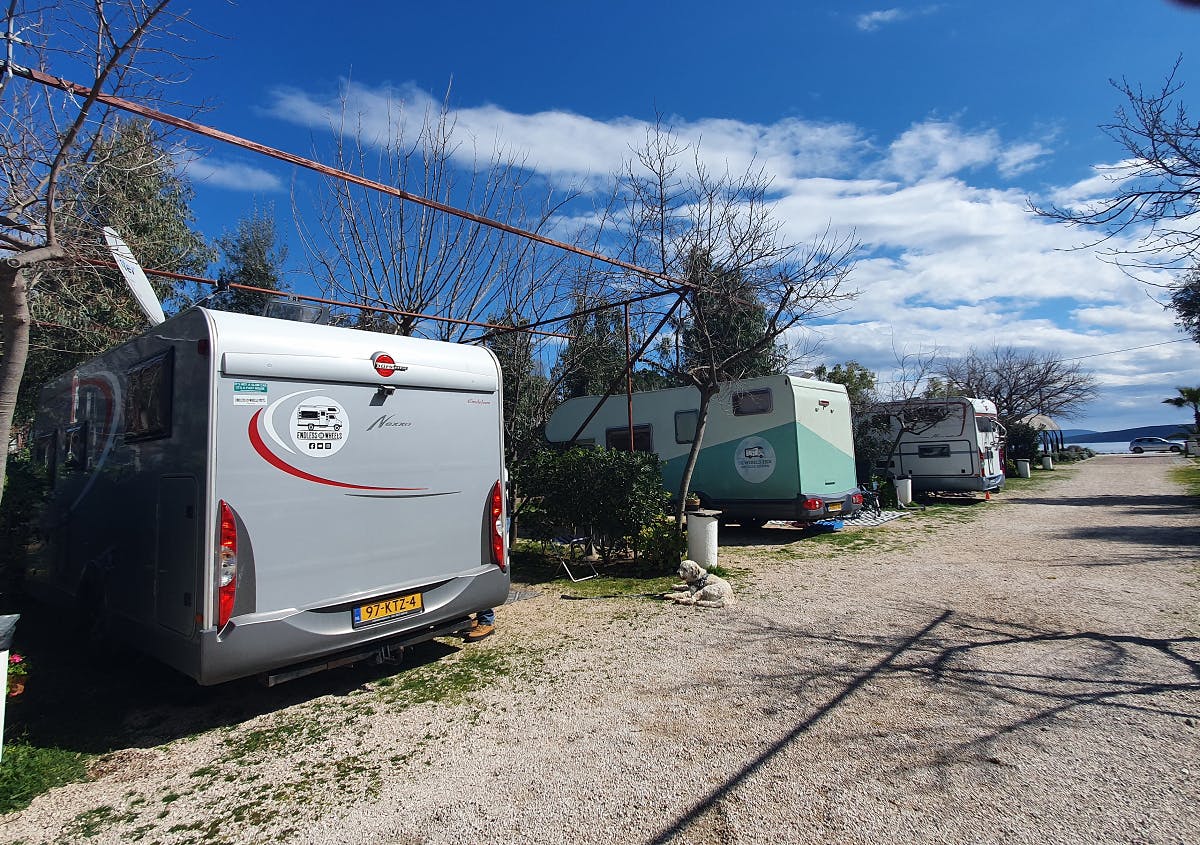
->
29 307 509 685
877 397 1005 494
545 374 862 526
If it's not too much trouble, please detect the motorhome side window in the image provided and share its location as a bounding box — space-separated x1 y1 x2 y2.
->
605 425 653 452
732 389 772 416
675 410 698 444
125 349 175 441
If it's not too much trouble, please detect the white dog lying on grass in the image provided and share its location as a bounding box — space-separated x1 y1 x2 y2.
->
663 559 734 608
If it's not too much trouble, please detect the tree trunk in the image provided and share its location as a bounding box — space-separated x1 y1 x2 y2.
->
0 261 34 510
673 384 718 530
0 248 62 510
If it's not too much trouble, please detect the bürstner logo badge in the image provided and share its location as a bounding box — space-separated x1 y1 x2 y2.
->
371 352 408 378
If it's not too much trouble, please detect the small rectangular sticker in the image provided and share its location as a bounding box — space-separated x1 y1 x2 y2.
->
234 382 269 393
234 396 267 406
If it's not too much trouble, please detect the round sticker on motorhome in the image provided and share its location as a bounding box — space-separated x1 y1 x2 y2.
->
734 436 776 483
290 396 348 457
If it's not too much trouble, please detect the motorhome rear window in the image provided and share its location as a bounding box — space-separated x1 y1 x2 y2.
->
675 410 699 444
606 425 653 452
918 444 952 458
976 417 997 433
732 389 772 416
125 349 174 442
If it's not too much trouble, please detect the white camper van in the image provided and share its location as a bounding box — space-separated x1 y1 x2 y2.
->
29 307 509 685
545 375 862 526
877 397 1005 494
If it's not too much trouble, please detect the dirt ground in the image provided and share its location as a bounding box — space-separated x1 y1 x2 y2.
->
2 454 1198 845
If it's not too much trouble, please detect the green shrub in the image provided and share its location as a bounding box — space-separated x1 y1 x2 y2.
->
1 451 48 612
524 447 670 563
633 519 686 568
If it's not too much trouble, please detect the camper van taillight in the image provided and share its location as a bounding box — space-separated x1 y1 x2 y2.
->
802 497 825 512
217 500 238 629
488 481 507 572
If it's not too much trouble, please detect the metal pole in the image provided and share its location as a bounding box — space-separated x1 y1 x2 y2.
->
625 302 634 451
567 291 688 444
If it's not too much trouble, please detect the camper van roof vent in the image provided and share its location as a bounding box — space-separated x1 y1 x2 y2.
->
264 296 331 325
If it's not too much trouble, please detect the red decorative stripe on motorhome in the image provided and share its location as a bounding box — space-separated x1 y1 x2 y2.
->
248 410 426 491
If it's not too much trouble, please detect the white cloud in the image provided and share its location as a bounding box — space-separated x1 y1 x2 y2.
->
258 82 1198 431
856 5 942 31
856 9 906 31
882 121 1049 182
182 157 283 192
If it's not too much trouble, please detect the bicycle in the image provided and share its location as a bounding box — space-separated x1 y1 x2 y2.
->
858 486 883 518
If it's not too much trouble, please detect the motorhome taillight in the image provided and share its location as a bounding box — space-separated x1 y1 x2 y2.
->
217 500 238 629
802 497 825 511
488 481 507 572
851 492 864 506
979 449 986 475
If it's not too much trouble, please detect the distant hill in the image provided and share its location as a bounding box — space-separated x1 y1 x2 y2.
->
1060 428 1096 439
1064 424 1191 444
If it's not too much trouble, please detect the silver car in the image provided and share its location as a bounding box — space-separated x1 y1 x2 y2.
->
1128 436 1183 454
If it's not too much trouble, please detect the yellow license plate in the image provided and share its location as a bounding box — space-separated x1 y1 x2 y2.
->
826 502 843 512
352 592 423 627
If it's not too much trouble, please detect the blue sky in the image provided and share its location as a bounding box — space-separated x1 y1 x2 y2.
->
148 1 1200 431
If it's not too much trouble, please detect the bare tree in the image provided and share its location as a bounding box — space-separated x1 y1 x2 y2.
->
1031 60 1200 272
0 0 199 505
939 346 1099 429
618 124 859 526
298 88 583 341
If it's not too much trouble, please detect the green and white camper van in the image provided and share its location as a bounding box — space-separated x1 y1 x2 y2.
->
545 374 862 526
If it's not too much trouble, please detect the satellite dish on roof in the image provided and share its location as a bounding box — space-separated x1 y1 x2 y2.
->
103 227 165 326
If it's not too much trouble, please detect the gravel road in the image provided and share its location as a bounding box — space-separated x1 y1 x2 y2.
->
3 454 1198 845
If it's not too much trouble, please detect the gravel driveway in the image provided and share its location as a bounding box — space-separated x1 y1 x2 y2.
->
3 454 1198 845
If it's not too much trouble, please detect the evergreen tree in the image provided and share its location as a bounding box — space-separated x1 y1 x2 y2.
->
18 119 212 429
212 207 289 315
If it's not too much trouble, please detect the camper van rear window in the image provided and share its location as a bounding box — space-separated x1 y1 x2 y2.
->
675 410 699 444
606 424 653 452
124 349 174 442
732 389 772 416
918 444 952 459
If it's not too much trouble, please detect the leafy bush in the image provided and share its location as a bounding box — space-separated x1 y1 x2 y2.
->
633 518 687 567
1 451 47 612
1005 421 1041 461
524 447 670 563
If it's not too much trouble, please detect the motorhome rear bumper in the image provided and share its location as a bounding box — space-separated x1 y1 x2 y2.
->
712 491 862 523
194 567 509 685
909 473 1005 494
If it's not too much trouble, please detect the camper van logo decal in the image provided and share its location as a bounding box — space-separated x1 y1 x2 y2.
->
371 352 408 378
734 436 776 484
249 402 427 493
291 397 349 457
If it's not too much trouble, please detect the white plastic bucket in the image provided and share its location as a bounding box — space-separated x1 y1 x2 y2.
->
1016 459 1031 478
895 477 913 506
1041 455 1054 471
685 511 720 570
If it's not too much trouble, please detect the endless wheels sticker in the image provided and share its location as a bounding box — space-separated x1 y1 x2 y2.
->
290 396 348 457
734 435 776 483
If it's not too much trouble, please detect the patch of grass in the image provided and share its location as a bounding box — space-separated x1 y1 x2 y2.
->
1170 457 1200 502
0 738 91 814
64 804 137 839
377 645 514 706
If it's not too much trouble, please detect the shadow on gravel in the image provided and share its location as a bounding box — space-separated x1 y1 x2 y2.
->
647 609 1200 844
1014 493 1197 513
1054 523 1200 551
3 599 463 755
